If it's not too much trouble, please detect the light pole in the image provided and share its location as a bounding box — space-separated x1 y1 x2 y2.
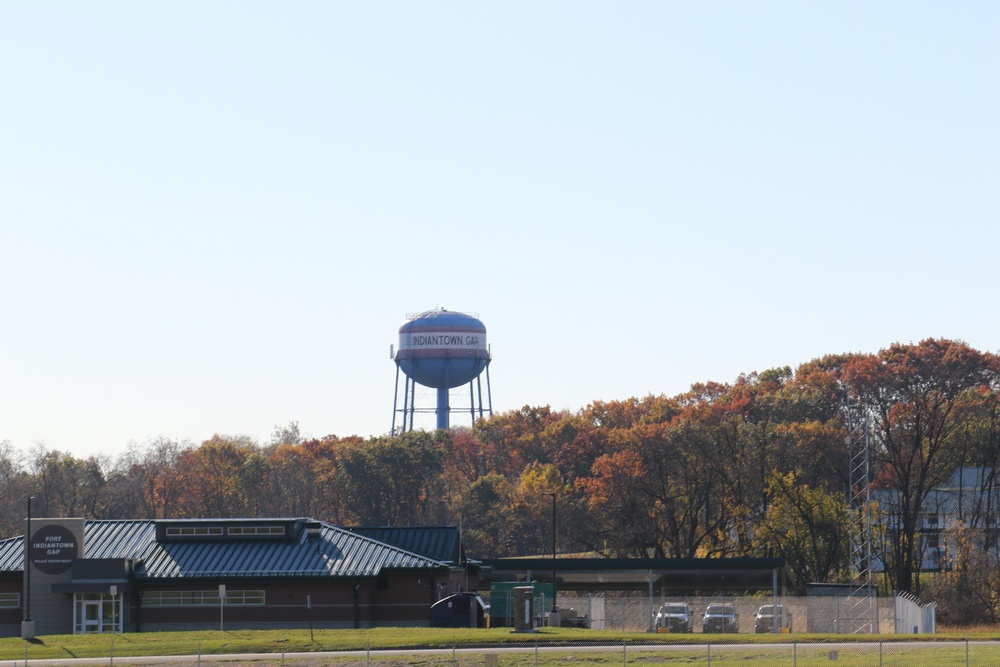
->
22 496 35 640
24 496 32 622
431 497 467 592
543 492 557 613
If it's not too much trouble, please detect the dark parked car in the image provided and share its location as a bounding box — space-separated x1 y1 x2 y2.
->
702 603 739 633
754 604 792 633
654 602 694 633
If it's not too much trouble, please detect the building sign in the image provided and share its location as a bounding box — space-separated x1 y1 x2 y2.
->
30 524 79 575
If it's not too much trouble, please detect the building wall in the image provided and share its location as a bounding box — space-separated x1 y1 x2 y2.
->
24 518 85 636
0 575 22 637
134 574 444 632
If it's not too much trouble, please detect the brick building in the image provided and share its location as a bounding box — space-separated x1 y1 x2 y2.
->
0 517 472 636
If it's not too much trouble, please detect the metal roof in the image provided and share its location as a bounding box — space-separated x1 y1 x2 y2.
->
0 519 452 580
480 557 791 593
0 535 23 576
347 526 464 565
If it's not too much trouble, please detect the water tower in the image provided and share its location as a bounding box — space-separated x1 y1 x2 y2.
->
391 308 492 432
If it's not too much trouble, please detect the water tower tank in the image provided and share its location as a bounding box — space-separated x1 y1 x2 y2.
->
392 309 492 432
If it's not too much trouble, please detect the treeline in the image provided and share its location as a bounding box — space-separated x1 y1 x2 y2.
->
2 338 999 603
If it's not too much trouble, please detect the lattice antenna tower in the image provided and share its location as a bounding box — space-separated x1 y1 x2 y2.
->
846 412 877 633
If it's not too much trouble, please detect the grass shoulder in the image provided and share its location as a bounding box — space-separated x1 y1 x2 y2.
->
1 627 999 661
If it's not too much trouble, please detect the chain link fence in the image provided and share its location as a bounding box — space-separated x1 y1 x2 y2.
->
492 592 898 635
11 637 1000 667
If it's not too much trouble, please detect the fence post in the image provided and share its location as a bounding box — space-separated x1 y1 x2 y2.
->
966 637 970 667
622 637 627 667
707 640 711 667
535 639 539 667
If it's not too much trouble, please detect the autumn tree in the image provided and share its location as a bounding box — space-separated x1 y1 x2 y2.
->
510 463 578 556
948 384 1000 553
28 447 110 518
114 437 187 519
172 436 269 517
648 420 727 557
576 448 655 557
680 381 774 557
551 414 617 482
264 435 349 521
0 441 29 537
844 338 1000 594
472 406 565 478
927 524 1000 624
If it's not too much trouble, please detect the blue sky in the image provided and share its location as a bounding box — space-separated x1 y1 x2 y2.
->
2 2 998 458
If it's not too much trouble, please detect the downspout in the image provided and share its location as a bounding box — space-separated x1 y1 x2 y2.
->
353 585 361 629
429 575 437 625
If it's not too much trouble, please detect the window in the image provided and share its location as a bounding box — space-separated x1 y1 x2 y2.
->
227 526 285 536
165 526 223 537
0 593 19 607
143 590 265 606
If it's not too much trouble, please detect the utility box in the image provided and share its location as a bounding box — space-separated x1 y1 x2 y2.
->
489 582 554 627
513 586 535 632
431 593 487 628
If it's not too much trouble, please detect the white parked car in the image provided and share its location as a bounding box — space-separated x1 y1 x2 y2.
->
655 602 694 633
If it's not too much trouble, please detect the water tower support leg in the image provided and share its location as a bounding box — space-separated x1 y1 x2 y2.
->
485 365 493 417
470 382 476 424
476 376 485 420
407 377 416 432
399 374 410 433
436 386 450 430
392 365 401 434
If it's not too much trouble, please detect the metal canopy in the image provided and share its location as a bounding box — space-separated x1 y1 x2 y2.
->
479 557 789 593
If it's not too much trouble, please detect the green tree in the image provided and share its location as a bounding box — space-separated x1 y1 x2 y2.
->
336 431 446 525
757 472 850 594
459 473 518 557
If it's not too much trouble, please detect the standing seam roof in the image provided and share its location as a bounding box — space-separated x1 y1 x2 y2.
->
0 520 450 579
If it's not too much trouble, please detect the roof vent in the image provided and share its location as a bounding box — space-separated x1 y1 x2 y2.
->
305 521 322 540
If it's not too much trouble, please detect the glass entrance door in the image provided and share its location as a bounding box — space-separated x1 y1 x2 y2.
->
82 600 102 634
74 593 124 634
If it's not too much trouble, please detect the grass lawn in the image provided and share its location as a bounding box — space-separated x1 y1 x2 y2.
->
3 627 1000 663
